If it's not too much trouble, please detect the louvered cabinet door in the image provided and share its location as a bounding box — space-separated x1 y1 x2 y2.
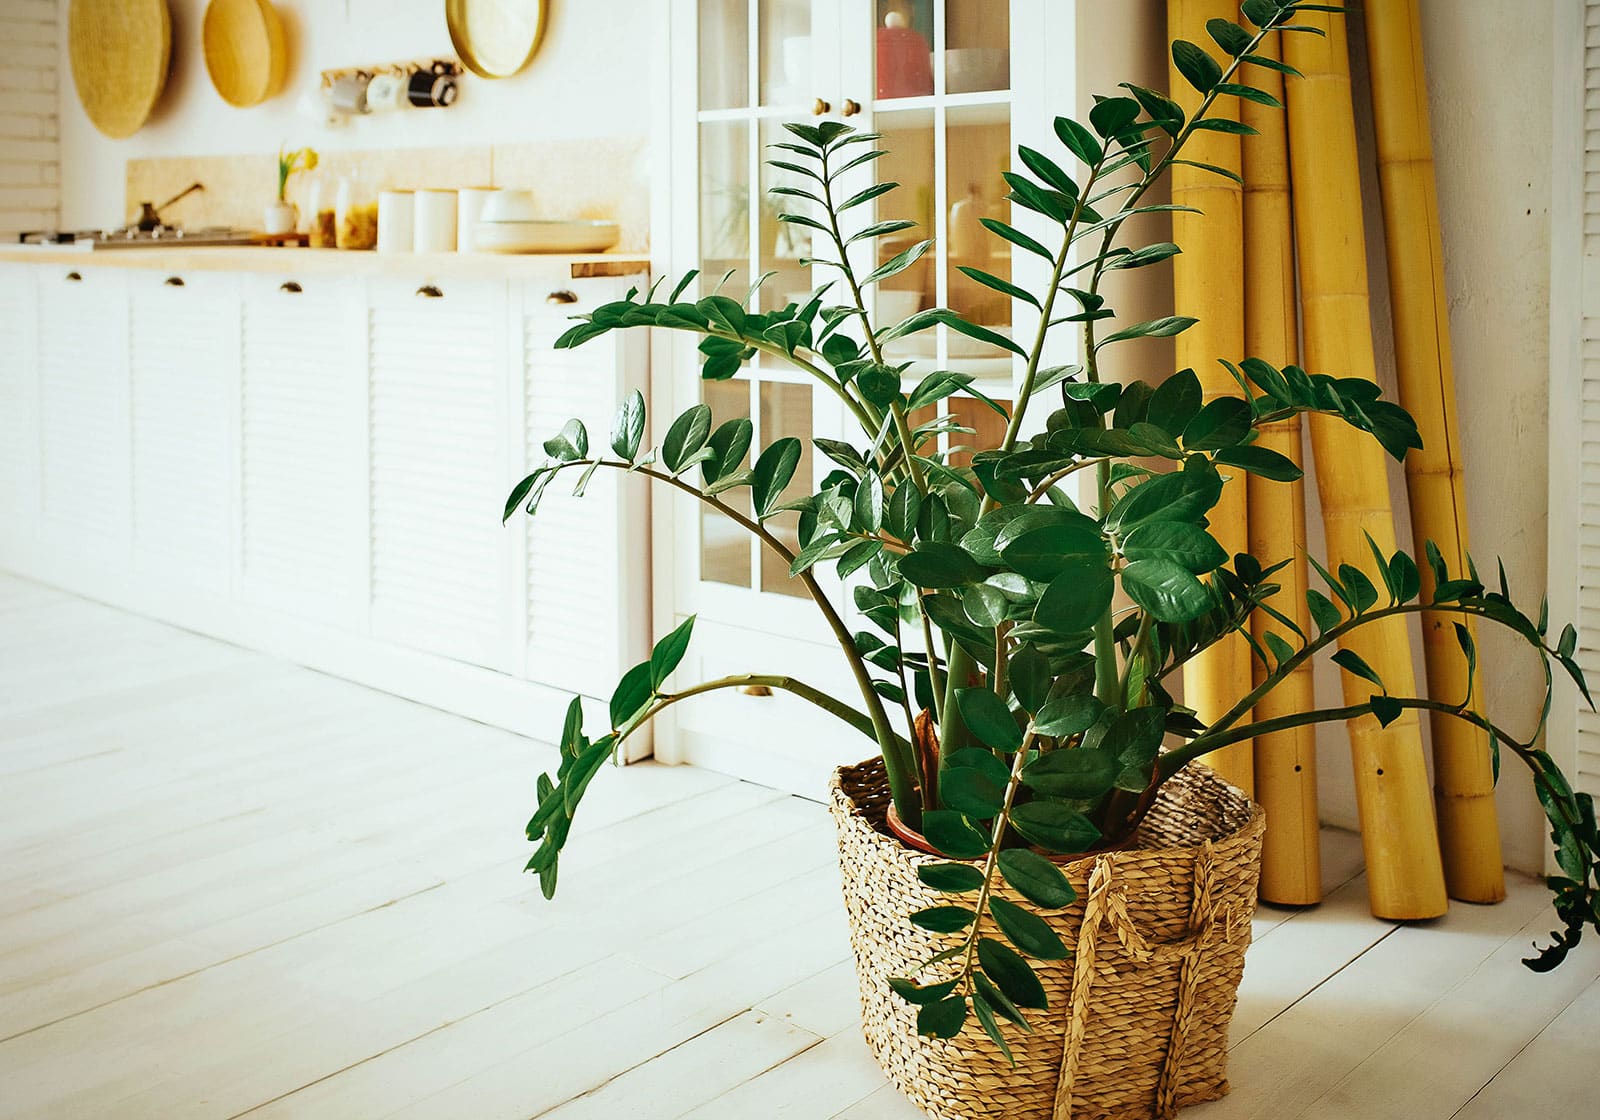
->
238 275 363 623
367 277 514 671
519 277 650 699
127 272 238 593
0 265 36 518
35 267 127 541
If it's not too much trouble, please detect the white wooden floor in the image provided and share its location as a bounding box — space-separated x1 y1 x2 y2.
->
0 573 1595 1119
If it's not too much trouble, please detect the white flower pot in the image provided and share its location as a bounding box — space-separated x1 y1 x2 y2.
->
263 200 298 236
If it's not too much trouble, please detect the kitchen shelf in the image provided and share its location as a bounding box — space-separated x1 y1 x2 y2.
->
0 246 650 281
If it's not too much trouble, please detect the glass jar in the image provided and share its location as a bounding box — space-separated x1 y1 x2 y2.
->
306 174 337 248
335 173 378 250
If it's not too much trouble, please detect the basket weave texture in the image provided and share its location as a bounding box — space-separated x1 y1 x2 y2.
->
830 757 1266 1120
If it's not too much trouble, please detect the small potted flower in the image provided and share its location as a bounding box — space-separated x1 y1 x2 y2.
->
266 143 317 236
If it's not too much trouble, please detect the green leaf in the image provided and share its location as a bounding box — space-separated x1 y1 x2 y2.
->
980 217 1055 261
1332 648 1385 690
1213 444 1303 481
1207 17 1253 55
918 861 986 894
609 661 653 728
703 418 753 483
543 418 589 462
649 615 695 690
1121 558 1215 623
1189 117 1259 136
978 937 1048 1010
1021 748 1118 800
1097 316 1198 347
1182 397 1252 450
858 363 902 408
854 472 884 533
1034 558 1115 635
1053 115 1104 165
990 896 1070 960
963 583 1010 628
886 483 922 541
973 971 1032 1032
940 763 1008 819
1001 522 1108 582
1034 694 1106 738
1009 645 1052 713
956 266 1041 310
917 996 969 1039
1103 706 1167 767
1019 144 1080 195
888 977 960 1006
751 437 803 516
1108 459 1223 533
863 239 934 286
610 390 646 460
1369 694 1402 728
1172 40 1223 93
956 688 1024 752
1121 522 1227 573
1215 81 1282 107
1088 96 1142 139
1010 801 1101 854
1306 588 1342 633
661 405 712 473
911 905 977 933
970 992 1014 1064
922 810 993 860
997 848 1078 909
836 539 883 579
1338 563 1379 613
1146 368 1203 436
900 542 987 589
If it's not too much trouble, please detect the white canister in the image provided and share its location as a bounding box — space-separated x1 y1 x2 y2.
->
377 190 414 254
413 189 458 253
456 187 499 253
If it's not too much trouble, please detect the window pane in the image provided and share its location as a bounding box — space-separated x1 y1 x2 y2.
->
758 120 814 314
944 0 1009 94
946 104 1011 332
758 381 815 598
701 378 754 588
874 1 935 100
759 0 812 107
700 120 750 292
873 110 935 364
699 0 749 110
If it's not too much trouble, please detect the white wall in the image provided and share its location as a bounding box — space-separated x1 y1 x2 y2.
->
57 0 653 229
1 0 59 234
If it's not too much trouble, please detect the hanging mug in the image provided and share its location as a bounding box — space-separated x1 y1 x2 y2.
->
365 73 406 113
407 62 459 108
328 73 371 115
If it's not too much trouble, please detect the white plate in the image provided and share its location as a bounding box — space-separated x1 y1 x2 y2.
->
473 220 620 254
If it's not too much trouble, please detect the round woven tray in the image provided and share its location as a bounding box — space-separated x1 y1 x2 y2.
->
831 758 1265 1120
68 0 172 140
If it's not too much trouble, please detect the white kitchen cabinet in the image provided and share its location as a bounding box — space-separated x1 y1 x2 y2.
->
366 276 515 672
0 264 36 519
0 255 650 746
34 266 128 546
654 0 1073 789
237 273 365 626
127 270 238 594
519 278 651 705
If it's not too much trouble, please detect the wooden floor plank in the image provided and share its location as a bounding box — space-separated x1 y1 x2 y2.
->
1451 972 1600 1118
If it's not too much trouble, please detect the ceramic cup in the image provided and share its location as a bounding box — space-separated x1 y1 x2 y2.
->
377 190 415 253
456 187 499 253
365 73 406 113
413 190 458 253
328 74 371 114
407 69 459 108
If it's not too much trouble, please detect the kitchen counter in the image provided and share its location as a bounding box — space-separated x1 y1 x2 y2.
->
0 245 650 279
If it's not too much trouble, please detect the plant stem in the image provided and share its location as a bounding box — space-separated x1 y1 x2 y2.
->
953 731 1036 996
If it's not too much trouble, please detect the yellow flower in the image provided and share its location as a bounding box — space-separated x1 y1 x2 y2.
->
301 148 319 172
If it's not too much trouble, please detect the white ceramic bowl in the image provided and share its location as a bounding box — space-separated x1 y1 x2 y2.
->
477 189 539 223
473 220 620 254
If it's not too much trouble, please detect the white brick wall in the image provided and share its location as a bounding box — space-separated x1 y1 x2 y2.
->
0 2 58 235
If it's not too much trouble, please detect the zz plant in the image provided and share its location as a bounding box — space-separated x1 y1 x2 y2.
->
507 0 1600 1053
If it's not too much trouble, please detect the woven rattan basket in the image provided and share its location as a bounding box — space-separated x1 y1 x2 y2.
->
831 757 1266 1120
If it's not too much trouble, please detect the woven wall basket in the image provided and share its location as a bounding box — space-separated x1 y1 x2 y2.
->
831 757 1266 1120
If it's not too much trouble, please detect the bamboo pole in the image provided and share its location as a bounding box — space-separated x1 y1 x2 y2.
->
1283 10 1447 919
1168 0 1253 797
1364 0 1505 904
1241 36 1321 906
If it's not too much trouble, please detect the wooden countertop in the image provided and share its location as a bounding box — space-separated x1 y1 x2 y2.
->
0 245 650 280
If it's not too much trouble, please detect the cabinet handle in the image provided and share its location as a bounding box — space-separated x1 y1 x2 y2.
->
545 289 578 305
842 98 861 117
415 284 444 298
279 280 303 294
64 271 82 282
163 276 185 287
812 97 831 116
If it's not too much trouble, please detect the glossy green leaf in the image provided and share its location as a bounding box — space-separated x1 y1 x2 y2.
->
702 417 753 483
1172 39 1223 93
917 996 969 1039
956 688 1024 752
917 862 986 894
940 763 1007 819
609 661 653 729
661 405 712 472
1332 648 1385 690
922 810 992 859
1001 522 1108 582
1021 748 1118 800
1033 559 1115 635
543 418 589 462
911 905 977 933
978 937 1048 1009
1146 368 1203 435
1121 522 1227 573
1034 693 1106 738
751 438 803 516
1010 801 1101 854
888 977 960 1006
1121 558 1214 622
649 615 695 690
610 390 646 460
900 542 986 589
989 896 1070 959
1182 397 1252 450
1212 444 1303 481
1009 645 1052 713
997 848 1078 909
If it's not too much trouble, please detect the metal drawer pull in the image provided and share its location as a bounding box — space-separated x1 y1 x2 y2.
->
279 280 303 294
545 289 578 305
842 98 861 117
164 276 185 287
64 271 82 282
415 284 444 298
812 97 831 116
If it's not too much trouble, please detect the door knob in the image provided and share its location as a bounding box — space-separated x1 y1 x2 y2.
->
812 97 831 116
842 98 861 117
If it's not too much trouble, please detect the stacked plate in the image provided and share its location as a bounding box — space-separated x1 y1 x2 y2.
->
473 189 620 254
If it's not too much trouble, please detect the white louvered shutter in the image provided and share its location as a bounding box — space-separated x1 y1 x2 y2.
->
521 278 650 699
238 276 363 623
1571 1 1600 796
0 265 34 514
36 268 126 535
127 274 235 592
367 278 514 671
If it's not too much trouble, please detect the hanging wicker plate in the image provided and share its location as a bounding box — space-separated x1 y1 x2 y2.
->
445 0 548 79
68 0 172 139
203 0 287 108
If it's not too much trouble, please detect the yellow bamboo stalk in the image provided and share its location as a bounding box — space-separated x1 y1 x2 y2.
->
1241 37 1321 906
1364 0 1505 904
1169 0 1253 797
1283 10 1447 919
